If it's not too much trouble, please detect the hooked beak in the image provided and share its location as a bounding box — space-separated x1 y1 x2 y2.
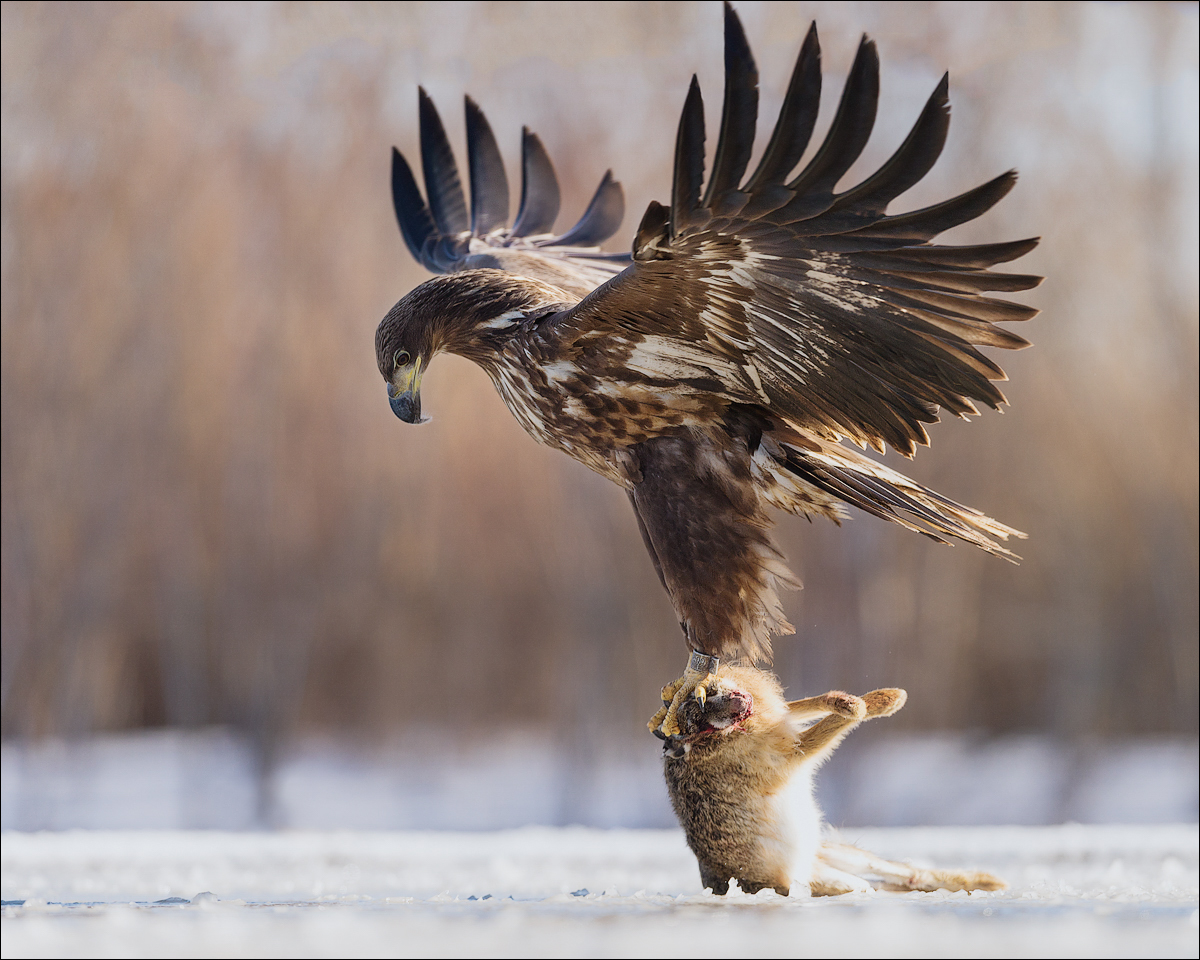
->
388 359 430 424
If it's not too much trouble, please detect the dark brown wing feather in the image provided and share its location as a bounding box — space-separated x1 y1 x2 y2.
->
391 93 630 283
554 11 1041 459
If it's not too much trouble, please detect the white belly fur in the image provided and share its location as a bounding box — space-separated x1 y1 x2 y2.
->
778 767 823 893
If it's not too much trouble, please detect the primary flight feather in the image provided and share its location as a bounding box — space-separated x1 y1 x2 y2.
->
375 3 1040 735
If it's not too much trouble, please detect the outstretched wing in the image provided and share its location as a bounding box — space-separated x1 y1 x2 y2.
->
390 90 631 299
552 6 1041 457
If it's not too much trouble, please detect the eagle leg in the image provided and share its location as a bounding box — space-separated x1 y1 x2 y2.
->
649 651 720 737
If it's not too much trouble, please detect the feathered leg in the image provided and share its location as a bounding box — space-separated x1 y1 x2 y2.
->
629 430 800 738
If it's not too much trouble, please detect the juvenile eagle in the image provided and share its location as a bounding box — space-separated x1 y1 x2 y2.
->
375 4 1040 736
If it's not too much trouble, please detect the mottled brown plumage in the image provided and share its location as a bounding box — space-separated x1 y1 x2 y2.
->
375 5 1040 710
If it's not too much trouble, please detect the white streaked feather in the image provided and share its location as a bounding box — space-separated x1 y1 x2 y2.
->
479 309 526 329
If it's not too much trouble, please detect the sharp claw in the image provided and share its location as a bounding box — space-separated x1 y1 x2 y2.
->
660 688 686 737
652 659 721 739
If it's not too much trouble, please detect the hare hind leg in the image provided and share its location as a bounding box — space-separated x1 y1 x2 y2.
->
818 842 1007 893
810 857 874 897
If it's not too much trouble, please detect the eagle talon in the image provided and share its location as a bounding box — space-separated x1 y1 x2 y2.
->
658 688 690 738
650 657 719 738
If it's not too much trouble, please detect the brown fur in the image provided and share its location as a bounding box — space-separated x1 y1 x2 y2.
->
663 665 1006 897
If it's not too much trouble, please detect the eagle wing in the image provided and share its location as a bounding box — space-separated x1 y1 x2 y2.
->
390 89 631 300
552 11 1041 458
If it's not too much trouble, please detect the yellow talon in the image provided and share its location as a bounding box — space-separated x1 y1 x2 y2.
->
651 654 721 739
660 700 684 737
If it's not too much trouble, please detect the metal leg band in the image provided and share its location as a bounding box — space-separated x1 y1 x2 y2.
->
688 650 720 674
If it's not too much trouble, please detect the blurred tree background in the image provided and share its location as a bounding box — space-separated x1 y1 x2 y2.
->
2 1 1197 766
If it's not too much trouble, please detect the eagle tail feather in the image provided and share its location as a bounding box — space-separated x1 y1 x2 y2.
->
758 436 1024 561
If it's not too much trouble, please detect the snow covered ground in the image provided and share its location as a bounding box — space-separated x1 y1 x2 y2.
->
3 731 1197 956
2 825 1197 958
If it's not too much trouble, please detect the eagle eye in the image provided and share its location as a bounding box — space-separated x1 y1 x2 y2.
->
393 349 411 369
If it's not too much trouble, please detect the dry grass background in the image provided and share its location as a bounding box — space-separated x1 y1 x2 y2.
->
2 1 1196 759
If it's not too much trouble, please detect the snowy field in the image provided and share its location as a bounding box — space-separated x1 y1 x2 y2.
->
4 733 1197 956
2 825 1197 958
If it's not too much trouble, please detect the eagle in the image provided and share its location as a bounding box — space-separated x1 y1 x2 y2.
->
374 3 1040 736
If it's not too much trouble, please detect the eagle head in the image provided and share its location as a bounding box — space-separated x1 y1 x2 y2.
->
375 269 570 424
